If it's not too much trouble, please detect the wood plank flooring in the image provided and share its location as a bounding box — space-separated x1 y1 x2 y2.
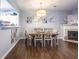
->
5 40 78 59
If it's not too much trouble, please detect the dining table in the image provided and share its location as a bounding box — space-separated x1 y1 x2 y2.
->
28 32 58 47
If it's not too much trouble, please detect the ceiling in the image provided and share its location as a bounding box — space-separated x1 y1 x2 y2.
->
8 0 78 11
0 0 14 10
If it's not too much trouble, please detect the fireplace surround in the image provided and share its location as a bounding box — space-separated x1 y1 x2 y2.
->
63 24 78 43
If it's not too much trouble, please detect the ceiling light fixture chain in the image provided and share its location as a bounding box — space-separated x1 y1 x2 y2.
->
36 0 46 17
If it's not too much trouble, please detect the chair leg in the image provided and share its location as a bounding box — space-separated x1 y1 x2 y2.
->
54 39 57 47
25 39 27 47
34 40 36 47
57 39 59 46
51 40 53 47
47 40 49 45
42 40 43 47
29 39 31 46
44 40 45 47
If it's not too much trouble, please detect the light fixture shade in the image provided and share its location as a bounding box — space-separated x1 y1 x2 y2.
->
36 9 46 17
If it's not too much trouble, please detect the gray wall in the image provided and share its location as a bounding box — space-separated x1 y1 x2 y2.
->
19 10 70 37
72 9 78 14
70 8 78 15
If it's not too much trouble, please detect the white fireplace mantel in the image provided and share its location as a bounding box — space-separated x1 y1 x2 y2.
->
63 24 78 43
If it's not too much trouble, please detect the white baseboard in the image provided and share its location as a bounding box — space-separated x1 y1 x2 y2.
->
1 39 20 59
63 40 78 43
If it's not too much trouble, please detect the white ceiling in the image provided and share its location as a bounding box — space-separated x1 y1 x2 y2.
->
8 0 78 11
0 0 14 10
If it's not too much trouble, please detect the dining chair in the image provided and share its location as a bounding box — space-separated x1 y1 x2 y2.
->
25 31 33 46
44 34 54 47
52 29 58 47
52 35 57 47
55 36 63 47
19 29 26 39
34 33 43 47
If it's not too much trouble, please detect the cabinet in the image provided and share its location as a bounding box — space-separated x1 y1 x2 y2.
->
0 11 19 29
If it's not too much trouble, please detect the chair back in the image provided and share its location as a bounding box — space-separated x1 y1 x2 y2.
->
25 30 29 39
44 34 51 39
25 30 33 39
35 33 43 39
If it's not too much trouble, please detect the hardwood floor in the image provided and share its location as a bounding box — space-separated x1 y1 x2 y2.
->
5 40 78 59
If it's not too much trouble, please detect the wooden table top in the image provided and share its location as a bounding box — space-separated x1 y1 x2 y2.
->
29 32 58 36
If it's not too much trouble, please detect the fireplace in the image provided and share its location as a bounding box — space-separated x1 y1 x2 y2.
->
63 25 78 43
68 31 78 41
